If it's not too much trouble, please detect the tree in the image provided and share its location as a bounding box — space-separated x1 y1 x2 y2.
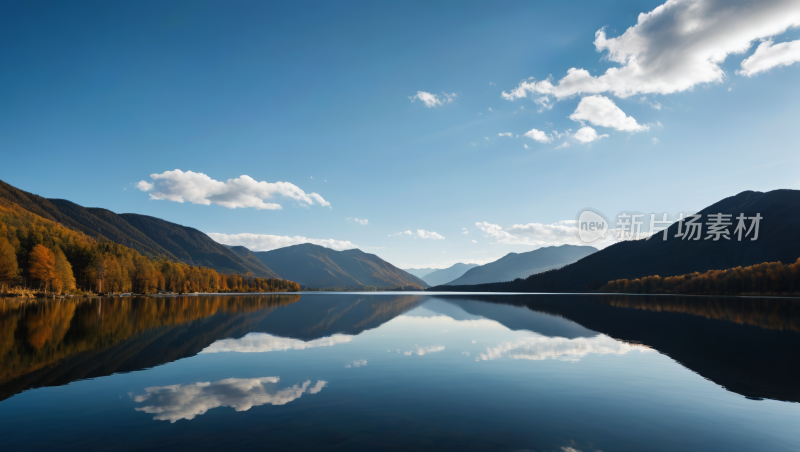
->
0 237 18 291
29 244 56 293
53 249 76 294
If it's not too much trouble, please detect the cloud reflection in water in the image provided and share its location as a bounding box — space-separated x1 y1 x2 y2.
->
134 377 327 422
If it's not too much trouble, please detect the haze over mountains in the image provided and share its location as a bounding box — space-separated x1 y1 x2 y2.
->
434 189 800 293
402 268 436 279
251 244 428 290
444 245 597 286
420 263 479 286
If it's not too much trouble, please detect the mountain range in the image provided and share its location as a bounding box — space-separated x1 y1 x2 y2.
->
445 245 597 286
251 243 428 289
0 179 280 278
432 189 800 292
419 263 479 286
402 268 436 278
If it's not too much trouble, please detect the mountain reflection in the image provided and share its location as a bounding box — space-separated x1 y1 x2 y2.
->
134 377 327 423
1 292 799 405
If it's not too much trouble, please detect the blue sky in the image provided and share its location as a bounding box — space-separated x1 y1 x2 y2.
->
2 0 800 268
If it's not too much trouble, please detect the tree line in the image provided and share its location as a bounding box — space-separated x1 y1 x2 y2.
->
602 258 800 295
0 202 299 294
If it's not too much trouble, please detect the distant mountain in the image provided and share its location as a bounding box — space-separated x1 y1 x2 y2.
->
402 268 436 278
252 243 429 289
0 179 279 278
433 189 800 293
446 245 597 286
421 263 479 286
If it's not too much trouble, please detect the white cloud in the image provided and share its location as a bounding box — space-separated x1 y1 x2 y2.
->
523 144 529 149
208 232 357 251
639 96 662 110
136 170 330 210
471 240 477 243
555 141 571 149
498 132 513 137
345 359 367 368
443 92 457 103
347 217 369 225
653 138 660 145
523 128 552 143
569 95 648 132
476 333 650 362
534 95 553 112
134 377 326 423
410 91 444 107
572 126 608 144
475 218 649 249
502 1 800 99
487 107 493 112
461 228 469 234
391 229 445 240
202 333 354 354
403 345 445 356
739 39 800 76
489 82 496 85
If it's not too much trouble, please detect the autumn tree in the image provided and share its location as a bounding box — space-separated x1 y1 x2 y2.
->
53 249 76 294
0 237 18 291
29 244 56 293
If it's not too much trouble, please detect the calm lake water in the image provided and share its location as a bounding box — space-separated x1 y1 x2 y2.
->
0 293 798 451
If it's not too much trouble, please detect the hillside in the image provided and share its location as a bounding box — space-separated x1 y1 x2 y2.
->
421 263 479 286
252 243 429 289
431 189 800 293
446 245 597 286
0 179 278 278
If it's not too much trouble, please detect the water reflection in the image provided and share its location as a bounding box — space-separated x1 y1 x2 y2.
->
1 292 799 404
202 333 354 354
133 377 327 423
475 333 649 362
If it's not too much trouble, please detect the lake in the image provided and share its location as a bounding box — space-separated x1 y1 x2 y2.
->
0 293 798 451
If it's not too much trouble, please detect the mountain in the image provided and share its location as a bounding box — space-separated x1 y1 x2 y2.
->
432 189 800 293
0 179 279 278
421 263 479 286
252 243 429 289
402 268 436 278
445 245 597 286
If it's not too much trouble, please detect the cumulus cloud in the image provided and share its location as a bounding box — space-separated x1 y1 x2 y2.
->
133 377 327 423
572 126 608 144
391 229 445 240
569 95 648 132
498 132 513 137
409 91 442 107
502 1 800 99
555 141 571 149
462 228 469 234
136 170 330 210
347 217 369 225
523 144 529 149
207 232 356 251
739 39 800 76
201 333 354 354
523 128 552 143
